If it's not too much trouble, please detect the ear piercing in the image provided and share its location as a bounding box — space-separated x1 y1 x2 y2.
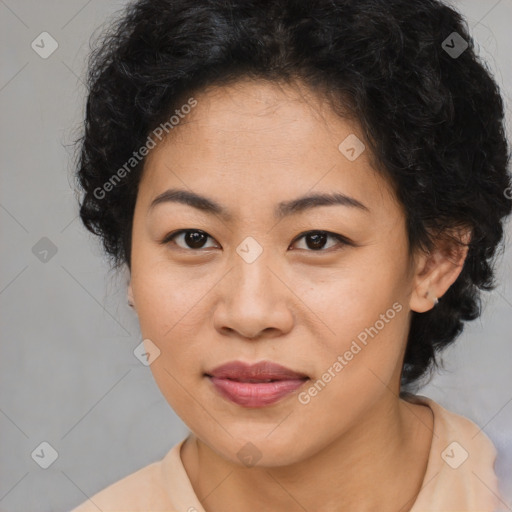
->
425 290 439 306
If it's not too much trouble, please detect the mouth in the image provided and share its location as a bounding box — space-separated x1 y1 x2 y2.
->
205 360 310 408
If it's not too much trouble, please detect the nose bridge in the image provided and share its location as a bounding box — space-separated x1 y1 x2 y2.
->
212 235 293 338
231 236 278 304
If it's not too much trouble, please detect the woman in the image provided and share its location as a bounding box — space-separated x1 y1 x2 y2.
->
71 0 512 510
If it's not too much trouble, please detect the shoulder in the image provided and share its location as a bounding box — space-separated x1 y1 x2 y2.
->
69 446 180 512
405 393 498 460
421 395 498 463
406 394 503 512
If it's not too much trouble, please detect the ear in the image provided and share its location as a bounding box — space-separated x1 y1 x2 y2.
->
410 227 472 313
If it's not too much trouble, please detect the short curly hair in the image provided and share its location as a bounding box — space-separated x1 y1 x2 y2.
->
74 0 512 388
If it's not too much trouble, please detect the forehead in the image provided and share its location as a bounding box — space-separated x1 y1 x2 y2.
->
139 78 400 218
160 78 355 157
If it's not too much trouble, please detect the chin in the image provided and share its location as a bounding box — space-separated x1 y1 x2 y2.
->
206 431 309 468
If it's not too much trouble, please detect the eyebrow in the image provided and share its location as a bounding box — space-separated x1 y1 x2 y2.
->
148 188 370 220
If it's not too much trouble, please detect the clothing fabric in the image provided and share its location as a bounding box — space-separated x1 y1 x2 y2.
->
70 395 505 511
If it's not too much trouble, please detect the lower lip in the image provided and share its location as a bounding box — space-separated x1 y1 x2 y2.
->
207 376 308 407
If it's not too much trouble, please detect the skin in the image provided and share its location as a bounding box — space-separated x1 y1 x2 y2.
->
127 77 470 512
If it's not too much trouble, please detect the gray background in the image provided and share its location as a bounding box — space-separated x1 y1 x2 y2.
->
0 1 511 511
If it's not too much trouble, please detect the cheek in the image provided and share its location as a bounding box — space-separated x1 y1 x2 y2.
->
132 270 209 420
297 255 406 336
294 257 409 388
132 261 212 339
294 300 407 436
314 297 406 385
131 274 215 420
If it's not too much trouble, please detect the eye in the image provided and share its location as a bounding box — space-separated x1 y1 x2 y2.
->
160 229 352 252
161 229 219 250
289 230 351 252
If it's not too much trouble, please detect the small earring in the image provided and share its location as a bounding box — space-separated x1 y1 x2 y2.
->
127 299 134 308
425 290 439 306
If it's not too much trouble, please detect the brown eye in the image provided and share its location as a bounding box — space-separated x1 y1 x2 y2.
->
290 230 351 252
161 229 352 253
162 229 218 250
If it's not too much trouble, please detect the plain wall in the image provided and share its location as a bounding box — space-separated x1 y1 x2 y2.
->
1 1 511 510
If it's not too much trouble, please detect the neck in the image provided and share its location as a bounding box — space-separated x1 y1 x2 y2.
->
181 396 433 512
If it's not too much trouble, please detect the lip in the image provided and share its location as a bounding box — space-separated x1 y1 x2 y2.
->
205 360 309 408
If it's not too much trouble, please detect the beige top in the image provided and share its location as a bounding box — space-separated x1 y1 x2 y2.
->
70 395 505 512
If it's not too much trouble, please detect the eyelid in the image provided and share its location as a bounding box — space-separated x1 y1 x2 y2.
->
289 230 354 250
159 228 356 254
160 229 219 249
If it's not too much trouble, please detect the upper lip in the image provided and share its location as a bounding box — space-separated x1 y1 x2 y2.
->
206 360 309 381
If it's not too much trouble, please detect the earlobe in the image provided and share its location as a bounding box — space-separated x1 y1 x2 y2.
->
410 280 440 314
425 290 439 305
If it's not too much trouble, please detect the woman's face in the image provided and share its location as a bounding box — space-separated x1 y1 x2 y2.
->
129 78 423 466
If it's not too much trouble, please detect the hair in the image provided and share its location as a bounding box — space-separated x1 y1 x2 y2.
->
74 0 512 388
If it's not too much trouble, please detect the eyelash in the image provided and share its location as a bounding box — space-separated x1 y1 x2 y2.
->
160 229 353 253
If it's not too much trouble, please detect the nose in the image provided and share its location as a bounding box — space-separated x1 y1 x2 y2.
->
213 254 294 340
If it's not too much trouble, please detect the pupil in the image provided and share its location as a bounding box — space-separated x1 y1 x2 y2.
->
307 232 326 250
186 231 206 248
